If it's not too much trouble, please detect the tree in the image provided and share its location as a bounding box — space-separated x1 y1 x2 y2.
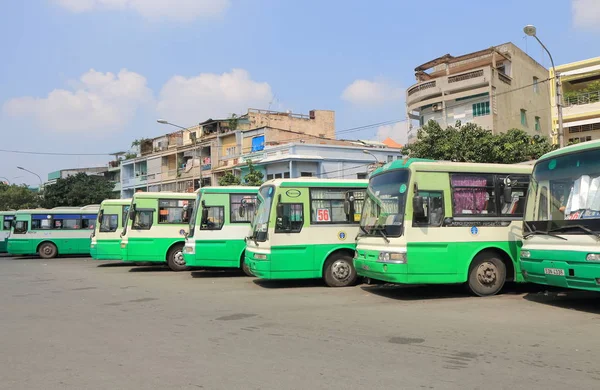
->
41 173 116 208
0 183 40 211
401 120 555 164
243 160 264 186
218 171 241 186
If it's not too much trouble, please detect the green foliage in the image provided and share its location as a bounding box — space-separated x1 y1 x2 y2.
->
228 113 239 131
0 183 40 211
401 120 556 164
123 152 137 160
243 160 264 186
218 171 241 186
563 80 600 104
41 173 116 208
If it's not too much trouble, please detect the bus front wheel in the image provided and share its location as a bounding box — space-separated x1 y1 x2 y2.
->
38 242 58 259
323 253 357 287
467 252 506 297
167 244 189 272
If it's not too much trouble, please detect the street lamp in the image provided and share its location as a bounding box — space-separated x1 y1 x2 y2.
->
363 150 380 175
523 24 564 148
17 166 43 189
157 119 202 190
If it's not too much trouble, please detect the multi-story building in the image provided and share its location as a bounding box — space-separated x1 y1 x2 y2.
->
238 142 403 181
551 56 600 144
406 42 551 143
46 161 122 198
120 108 336 198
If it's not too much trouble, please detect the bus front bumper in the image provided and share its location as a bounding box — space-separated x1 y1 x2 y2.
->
245 251 272 279
521 250 600 291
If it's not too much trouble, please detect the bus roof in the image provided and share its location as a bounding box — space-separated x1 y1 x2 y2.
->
199 186 259 194
371 158 532 177
535 139 600 162
263 178 368 188
132 192 196 200
15 205 100 215
100 199 131 207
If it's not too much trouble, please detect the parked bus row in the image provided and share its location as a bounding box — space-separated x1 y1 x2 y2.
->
3 141 599 295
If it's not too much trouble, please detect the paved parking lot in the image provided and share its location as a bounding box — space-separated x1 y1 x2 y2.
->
2 255 600 389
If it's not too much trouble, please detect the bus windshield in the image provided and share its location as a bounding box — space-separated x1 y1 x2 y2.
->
361 170 409 237
250 186 274 242
525 147 600 234
188 192 202 238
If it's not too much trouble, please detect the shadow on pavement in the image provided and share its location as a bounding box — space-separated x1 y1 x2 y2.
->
361 283 470 300
96 262 133 268
128 265 170 273
523 289 600 314
190 270 245 279
252 278 325 289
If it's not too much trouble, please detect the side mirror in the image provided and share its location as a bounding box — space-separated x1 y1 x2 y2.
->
201 207 209 224
276 203 284 219
413 195 426 219
239 205 246 217
503 186 512 203
129 210 136 221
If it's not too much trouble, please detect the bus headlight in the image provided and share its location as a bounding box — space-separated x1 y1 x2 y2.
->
586 253 600 262
184 245 195 254
520 250 531 259
254 253 267 260
378 252 406 264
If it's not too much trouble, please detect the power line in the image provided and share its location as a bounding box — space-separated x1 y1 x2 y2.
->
0 149 116 156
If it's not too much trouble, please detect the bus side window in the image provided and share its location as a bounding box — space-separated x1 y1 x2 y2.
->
414 191 444 227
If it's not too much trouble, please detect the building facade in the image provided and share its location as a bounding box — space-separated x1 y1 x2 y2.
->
120 109 336 198
406 42 551 143
551 56 600 144
46 163 122 198
238 143 403 181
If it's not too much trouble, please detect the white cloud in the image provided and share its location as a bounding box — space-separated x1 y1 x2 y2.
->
3 69 152 133
157 68 273 126
53 0 230 22
341 79 404 106
377 121 408 146
572 0 600 30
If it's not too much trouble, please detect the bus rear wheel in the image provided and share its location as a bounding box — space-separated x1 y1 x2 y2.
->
323 253 357 287
167 244 188 272
467 252 506 297
38 242 58 259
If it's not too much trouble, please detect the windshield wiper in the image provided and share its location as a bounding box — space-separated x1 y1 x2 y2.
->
549 225 600 241
523 230 567 240
372 227 390 244
246 232 258 246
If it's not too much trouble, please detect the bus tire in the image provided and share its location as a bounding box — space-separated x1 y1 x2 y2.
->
166 244 188 272
323 253 357 287
467 252 506 297
38 242 58 259
240 254 254 277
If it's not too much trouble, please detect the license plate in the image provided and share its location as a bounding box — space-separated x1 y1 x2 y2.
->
544 268 565 276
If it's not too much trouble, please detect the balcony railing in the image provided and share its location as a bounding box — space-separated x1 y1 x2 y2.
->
448 69 484 84
407 81 436 96
564 90 600 106
498 72 512 85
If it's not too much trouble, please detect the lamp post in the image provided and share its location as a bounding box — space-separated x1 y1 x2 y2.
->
363 150 380 175
523 25 564 148
17 166 43 189
157 119 202 191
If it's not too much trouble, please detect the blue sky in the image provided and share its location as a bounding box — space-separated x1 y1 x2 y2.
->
1 0 599 186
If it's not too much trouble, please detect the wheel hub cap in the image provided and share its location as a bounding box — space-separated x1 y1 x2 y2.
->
332 260 350 281
477 262 497 285
174 251 185 266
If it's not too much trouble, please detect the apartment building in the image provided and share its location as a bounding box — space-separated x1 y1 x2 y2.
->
239 142 403 181
120 109 336 198
406 42 551 143
551 56 600 144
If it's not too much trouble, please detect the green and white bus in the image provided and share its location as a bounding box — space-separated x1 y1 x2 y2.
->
520 140 600 291
183 186 259 275
354 159 532 296
0 211 15 253
90 199 131 260
7 205 99 258
120 192 195 271
245 178 368 287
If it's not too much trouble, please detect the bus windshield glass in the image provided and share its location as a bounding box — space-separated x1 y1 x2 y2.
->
251 186 274 242
525 148 600 233
188 192 202 238
361 169 409 237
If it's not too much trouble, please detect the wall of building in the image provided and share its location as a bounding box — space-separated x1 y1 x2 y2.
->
248 109 335 139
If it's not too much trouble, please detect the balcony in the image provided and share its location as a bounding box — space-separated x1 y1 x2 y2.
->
133 175 147 187
113 182 121 192
146 172 162 184
563 90 600 118
407 67 491 108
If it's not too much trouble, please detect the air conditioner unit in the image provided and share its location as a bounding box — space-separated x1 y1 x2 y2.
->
432 104 442 112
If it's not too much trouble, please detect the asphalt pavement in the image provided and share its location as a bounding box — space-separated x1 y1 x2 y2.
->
1 255 600 389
